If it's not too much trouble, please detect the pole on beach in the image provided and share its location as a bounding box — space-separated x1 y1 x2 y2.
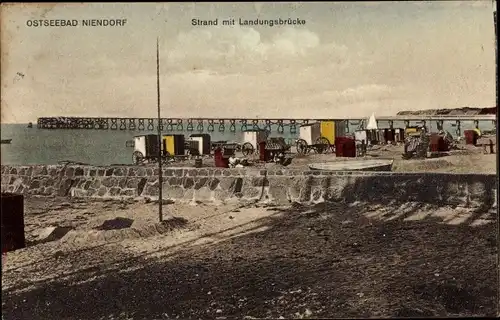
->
493 3 499 318
157 37 163 223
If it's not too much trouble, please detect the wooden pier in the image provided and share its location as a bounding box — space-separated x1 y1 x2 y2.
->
36 115 497 134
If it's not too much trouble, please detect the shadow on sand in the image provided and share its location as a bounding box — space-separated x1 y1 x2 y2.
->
1 198 497 319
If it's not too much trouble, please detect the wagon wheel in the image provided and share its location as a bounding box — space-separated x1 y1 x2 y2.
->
241 142 255 156
132 151 145 165
296 139 308 155
315 137 331 154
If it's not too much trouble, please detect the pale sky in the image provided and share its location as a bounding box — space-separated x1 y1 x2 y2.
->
0 1 497 123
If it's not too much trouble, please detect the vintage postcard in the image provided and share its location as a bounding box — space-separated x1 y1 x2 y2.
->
1 2 498 319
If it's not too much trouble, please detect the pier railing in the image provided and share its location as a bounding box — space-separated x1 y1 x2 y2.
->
36 115 497 134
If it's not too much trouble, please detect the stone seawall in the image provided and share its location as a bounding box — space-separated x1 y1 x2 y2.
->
1 165 497 208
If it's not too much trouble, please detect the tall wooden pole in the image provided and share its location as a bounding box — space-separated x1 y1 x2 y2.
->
493 4 499 318
157 37 163 222
493 9 498 115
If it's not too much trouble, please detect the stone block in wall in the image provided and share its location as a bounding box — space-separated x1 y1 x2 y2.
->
144 184 158 197
287 177 304 201
57 178 74 196
268 185 289 204
65 167 75 177
217 177 243 193
182 188 194 201
113 168 126 176
267 177 292 204
194 187 213 202
147 176 157 183
321 176 348 202
17 166 32 176
233 168 248 176
170 177 184 187
125 177 147 196
298 176 314 202
214 189 232 201
29 179 42 190
71 189 88 197
11 185 23 194
48 166 61 177
401 175 430 201
97 186 108 197
42 186 54 196
233 177 244 193
196 169 209 176
173 169 185 177
163 185 185 199
467 179 496 208
339 175 400 204
83 167 91 176
186 169 198 177
242 187 261 200
101 177 118 188
86 188 98 197
206 178 220 191
409 175 443 204
182 177 195 189
117 178 128 189
443 181 468 206
134 167 146 177
120 189 136 197
104 168 114 176
10 177 27 194
108 187 122 197
81 179 93 190
193 177 208 189
311 187 324 202
248 177 269 188
126 167 135 177
89 179 101 190
74 167 85 176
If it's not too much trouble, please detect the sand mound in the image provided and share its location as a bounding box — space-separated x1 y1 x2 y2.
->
56 217 190 248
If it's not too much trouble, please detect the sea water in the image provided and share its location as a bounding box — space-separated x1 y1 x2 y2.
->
1 120 494 166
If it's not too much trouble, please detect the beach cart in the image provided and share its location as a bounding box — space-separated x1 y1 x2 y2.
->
240 128 270 156
132 134 187 164
295 121 336 155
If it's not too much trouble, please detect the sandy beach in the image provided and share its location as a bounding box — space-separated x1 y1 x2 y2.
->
2 190 496 318
170 141 498 174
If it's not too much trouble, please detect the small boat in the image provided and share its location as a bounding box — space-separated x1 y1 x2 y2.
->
1 139 12 144
27 122 33 128
309 159 394 172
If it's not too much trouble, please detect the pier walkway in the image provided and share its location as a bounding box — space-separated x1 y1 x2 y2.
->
36 115 497 133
